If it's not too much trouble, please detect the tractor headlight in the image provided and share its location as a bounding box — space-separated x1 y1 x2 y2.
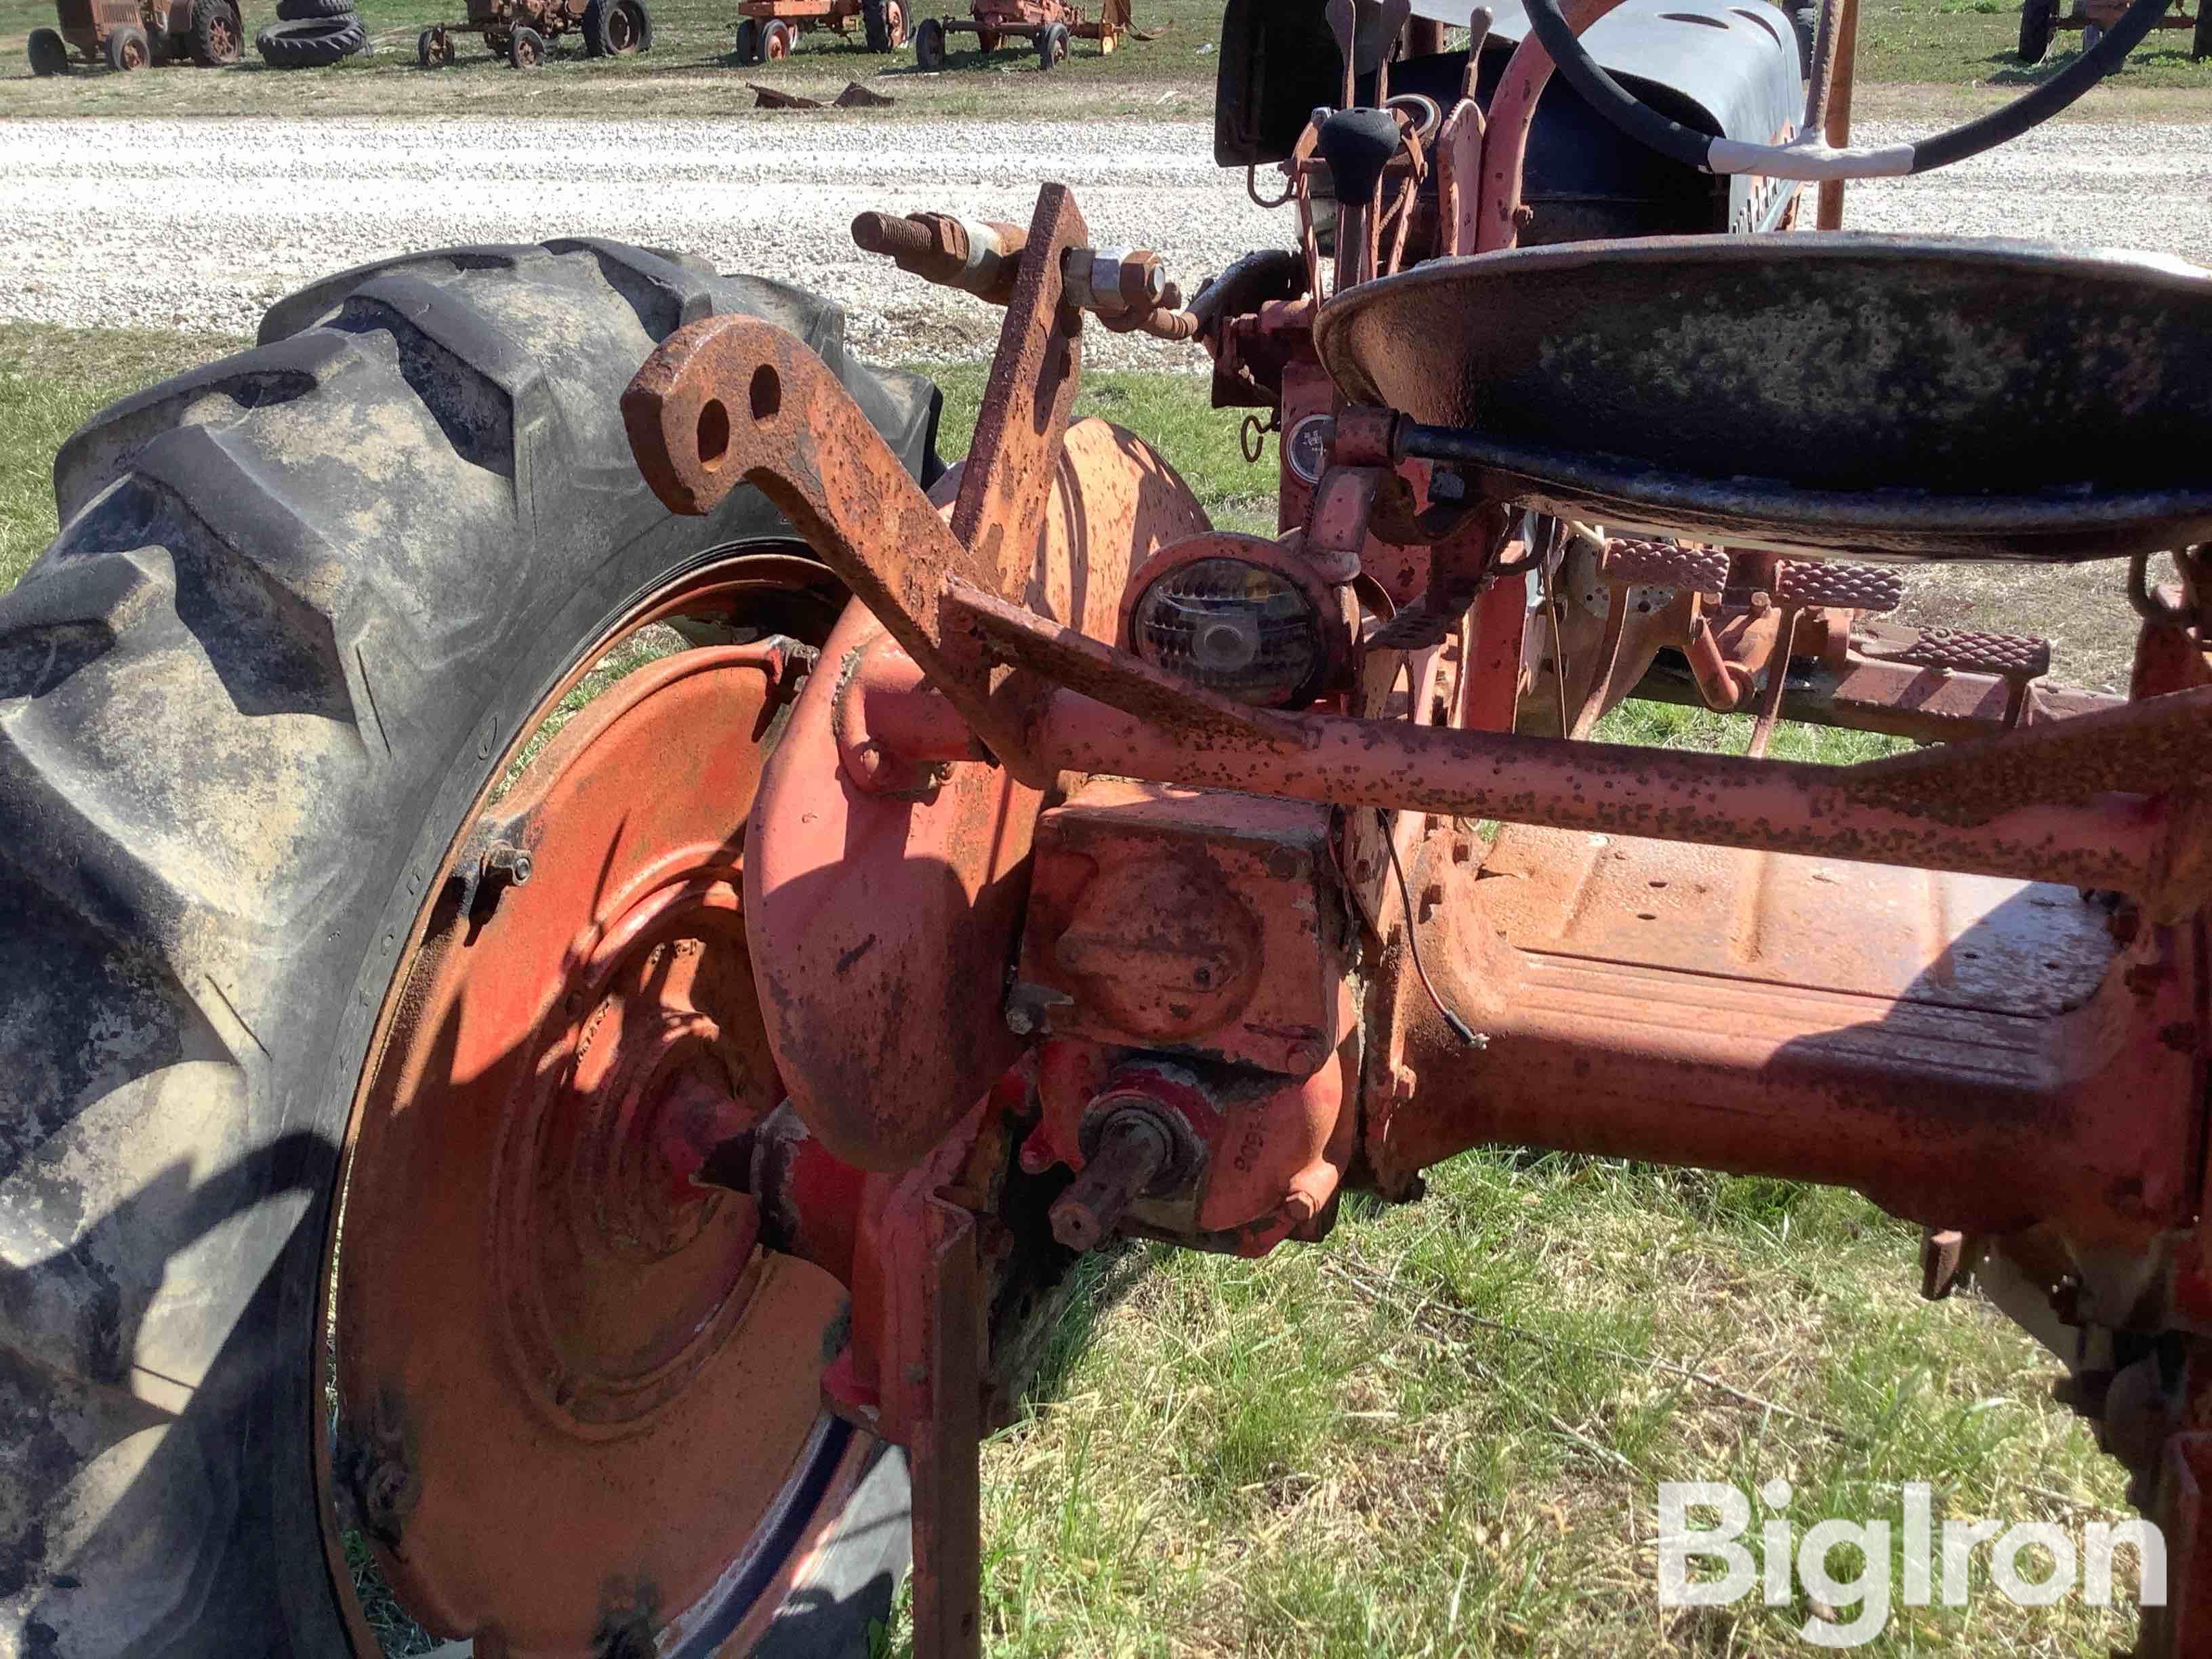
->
1128 556 1329 707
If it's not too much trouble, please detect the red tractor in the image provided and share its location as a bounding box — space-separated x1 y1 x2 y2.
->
731 0 906 63
912 0 1128 68
415 0 650 69
27 0 241 72
6 0 2212 1654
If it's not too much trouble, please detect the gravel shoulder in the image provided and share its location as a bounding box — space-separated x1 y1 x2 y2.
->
3 110 2207 685
4 114 2210 361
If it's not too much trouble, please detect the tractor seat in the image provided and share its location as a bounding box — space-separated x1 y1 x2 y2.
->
1313 233 2212 561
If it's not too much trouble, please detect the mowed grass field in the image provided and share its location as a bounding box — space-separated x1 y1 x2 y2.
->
0 319 2154 1655
3 0 2211 116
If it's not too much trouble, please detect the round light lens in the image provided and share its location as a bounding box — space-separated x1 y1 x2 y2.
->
1130 558 1326 706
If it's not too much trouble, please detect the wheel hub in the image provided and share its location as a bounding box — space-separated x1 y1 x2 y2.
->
495 871 771 1433
327 627 858 1654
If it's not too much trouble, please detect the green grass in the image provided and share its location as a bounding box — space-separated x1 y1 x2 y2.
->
1860 0 2212 89
947 1163 2135 1656
0 321 247 594
0 321 2143 1655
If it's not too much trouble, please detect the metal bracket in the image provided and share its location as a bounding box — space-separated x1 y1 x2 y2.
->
623 183 1094 790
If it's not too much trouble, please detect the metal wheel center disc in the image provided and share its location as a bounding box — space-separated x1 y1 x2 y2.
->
497 871 769 1433
328 628 855 1654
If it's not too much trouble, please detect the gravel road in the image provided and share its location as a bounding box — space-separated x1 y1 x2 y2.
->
2 115 2209 365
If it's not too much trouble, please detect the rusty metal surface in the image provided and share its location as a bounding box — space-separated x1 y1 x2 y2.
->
905 1197 985 1659
1630 642 2123 743
747 419 1208 1171
2142 1435 2212 1658
624 312 1042 777
952 184 1090 602
1601 535 1727 593
1433 96 1487 257
1816 0 1858 228
1864 623 2052 680
1017 777 1356 1074
853 211 1027 305
1026 1039 1357 1257
1774 557 1904 613
332 638 859 1656
1374 823 2200 1247
1477 0 1632 252
1019 653 2205 909
1315 235 2212 560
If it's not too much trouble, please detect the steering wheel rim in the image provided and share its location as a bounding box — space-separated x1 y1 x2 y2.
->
1522 0 2174 179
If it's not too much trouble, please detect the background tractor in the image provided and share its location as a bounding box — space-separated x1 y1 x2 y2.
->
2019 0 2207 61
415 0 650 68
3 0 2212 1656
732 0 905 64
26 0 241 73
911 0 1128 69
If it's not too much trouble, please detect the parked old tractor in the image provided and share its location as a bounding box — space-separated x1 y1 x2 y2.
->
2020 0 2209 59
732 0 905 62
911 0 1127 69
26 0 240 72
5 0 2212 1652
415 0 649 68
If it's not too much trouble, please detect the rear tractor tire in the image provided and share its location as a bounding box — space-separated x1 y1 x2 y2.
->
912 12 943 65
26 24 70 71
253 12 366 66
103 23 149 68
582 0 649 55
862 0 905 49
188 0 242 64
0 239 945 1659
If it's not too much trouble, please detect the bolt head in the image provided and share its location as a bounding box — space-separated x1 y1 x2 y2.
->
485 842 533 884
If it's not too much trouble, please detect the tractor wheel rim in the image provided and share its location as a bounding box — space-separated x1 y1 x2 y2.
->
211 16 233 53
609 4 634 48
887 0 904 43
320 560 861 1656
766 26 786 54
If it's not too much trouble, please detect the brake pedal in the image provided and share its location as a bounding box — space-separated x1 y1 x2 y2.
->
1599 537 1727 593
1857 624 2053 726
1774 559 1905 615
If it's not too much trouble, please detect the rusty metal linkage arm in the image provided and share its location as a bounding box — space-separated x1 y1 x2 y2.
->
940 581 2211 918
625 183 1099 790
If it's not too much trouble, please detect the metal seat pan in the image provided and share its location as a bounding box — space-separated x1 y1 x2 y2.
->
1313 233 2212 560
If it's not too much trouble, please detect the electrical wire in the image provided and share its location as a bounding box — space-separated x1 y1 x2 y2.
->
1380 808 1486 1049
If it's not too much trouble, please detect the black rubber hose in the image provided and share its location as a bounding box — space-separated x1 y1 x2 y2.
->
1521 0 2171 177
1910 0 2167 169
1519 0 1715 170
